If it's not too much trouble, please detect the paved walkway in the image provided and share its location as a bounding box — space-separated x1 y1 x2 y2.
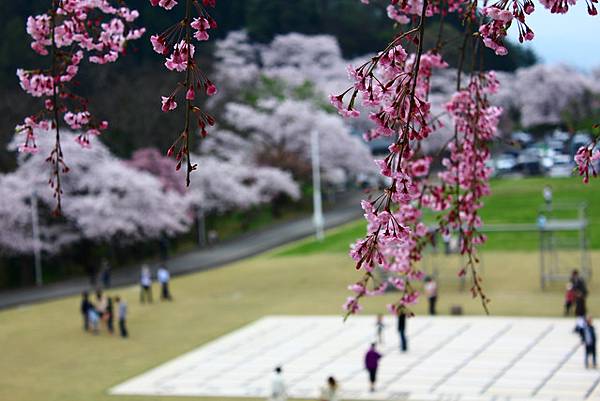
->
111 315 600 401
0 193 364 310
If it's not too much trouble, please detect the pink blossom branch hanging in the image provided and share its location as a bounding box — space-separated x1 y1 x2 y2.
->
149 0 218 186
337 0 597 317
16 0 144 213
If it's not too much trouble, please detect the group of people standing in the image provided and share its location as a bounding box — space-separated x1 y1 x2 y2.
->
140 264 173 303
80 290 128 338
78 261 175 339
565 269 597 369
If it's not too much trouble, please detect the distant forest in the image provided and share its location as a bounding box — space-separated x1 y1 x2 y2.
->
0 0 537 172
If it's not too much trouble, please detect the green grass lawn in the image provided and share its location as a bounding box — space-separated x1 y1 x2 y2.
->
0 176 598 401
278 177 600 256
2 247 600 401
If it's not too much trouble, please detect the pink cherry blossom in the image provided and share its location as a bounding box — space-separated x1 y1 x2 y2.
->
191 17 211 41
150 34 168 54
574 143 600 183
161 96 178 112
186 88 195 100
206 82 218 96
165 41 195 72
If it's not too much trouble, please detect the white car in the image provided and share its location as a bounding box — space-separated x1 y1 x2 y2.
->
495 153 517 173
548 154 574 177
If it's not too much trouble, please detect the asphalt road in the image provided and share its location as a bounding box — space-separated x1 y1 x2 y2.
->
0 193 365 310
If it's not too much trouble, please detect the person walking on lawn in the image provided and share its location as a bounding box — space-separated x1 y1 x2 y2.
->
80 291 92 331
140 265 153 303
116 296 128 338
157 264 172 301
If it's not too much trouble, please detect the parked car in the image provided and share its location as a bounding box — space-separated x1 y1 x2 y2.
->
570 132 592 156
547 139 565 153
548 154 574 177
494 153 518 175
551 129 570 143
517 148 542 175
510 131 533 148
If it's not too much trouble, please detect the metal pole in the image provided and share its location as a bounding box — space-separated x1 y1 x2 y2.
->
540 228 545 290
197 206 206 247
580 203 590 281
311 129 324 241
31 190 42 286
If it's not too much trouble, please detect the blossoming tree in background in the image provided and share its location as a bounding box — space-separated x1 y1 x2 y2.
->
207 31 378 188
493 64 600 128
206 99 377 186
128 147 301 213
212 31 600 157
16 0 144 212
0 132 190 255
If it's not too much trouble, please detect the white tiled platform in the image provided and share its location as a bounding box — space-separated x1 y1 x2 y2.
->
111 316 600 400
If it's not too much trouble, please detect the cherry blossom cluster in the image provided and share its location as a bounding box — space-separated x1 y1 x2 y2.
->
574 136 600 183
339 68 501 316
539 0 597 14
346 0 598 319
332 10 450 314
372 0 596 57
479 0 597 55
330 47 447 141
339 0 505 317
16 0 144 211
149 0 218 185
384 0 471 22
479 1 534 55
436 73 501 303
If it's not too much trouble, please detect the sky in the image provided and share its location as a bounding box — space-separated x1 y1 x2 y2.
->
507 4 600 71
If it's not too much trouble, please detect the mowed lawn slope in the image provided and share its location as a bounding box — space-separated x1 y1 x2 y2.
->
0 176 598 401
2 249 600 401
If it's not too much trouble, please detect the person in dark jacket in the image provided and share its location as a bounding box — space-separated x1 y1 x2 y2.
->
575 290 587 335
100 258 112 289
364 343 382 392
571 270 588 298
581 316 597 369
398 311 408 352
116 296 128 338
105 297 114 334
80 291 92 331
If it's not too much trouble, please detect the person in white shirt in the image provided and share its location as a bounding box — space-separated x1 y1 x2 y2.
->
543 185 553 209
268 366 287 401
375 314 385 344
157 265 172 301
319 376 339 401
140 265 153 303
424 276 438 315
